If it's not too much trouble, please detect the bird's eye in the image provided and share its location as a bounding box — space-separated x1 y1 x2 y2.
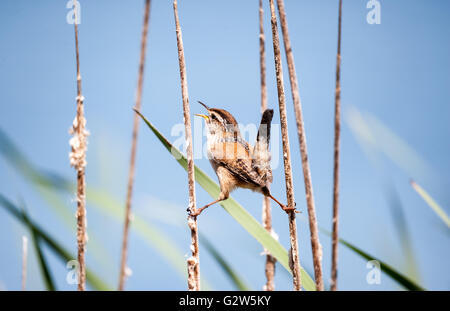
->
211 114 217 120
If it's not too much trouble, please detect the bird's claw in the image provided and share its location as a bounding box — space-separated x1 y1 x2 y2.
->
187 206 197 217
282 205 300 214
188 210 198 217
188 207 203 217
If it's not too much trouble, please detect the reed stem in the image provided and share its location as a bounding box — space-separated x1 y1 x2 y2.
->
275 0 324 290
173 0 201 291
118 0 151 291
259 0 276 291
268 0 301 291
331 0 343 291
69 0 88 291
21 236 28 291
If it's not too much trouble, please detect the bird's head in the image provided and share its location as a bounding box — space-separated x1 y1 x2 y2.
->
195 101 240 137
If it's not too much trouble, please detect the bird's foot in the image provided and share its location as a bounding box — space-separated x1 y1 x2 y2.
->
282 204 300 214
188 206 205 217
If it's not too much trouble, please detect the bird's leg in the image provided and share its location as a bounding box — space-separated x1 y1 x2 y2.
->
191 166 234 217
190 192 229 217
190 199 221 217
267 194 299 214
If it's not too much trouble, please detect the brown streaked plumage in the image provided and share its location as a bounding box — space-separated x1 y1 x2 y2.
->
192 101 298 216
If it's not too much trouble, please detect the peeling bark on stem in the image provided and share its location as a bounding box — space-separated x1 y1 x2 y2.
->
331 0 343 292
70 0 88 291
260 0 276 292
275 0 324 291
118 0 151 291
268 0 301 291
173 0 201 291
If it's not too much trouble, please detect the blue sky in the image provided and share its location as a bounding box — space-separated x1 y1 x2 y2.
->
0 0 449 290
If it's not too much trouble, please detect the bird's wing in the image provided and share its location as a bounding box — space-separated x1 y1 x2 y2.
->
210 141 266 187
251 140 273 184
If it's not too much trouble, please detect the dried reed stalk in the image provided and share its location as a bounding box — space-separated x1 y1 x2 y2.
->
22 236 28 291
69 0 88 291
118 0 151 291
275 0 324 290
331 0 343 291
259 0 276 291
173 0 201 291
268 0 301 291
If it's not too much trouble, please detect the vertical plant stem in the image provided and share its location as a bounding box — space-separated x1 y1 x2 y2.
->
262 196 276 291
69 0 88 291
173 0 201 291
259 0 276 291
268 0 301 291
259 0 268 114
275 0 324 290
118 0 151 291
331 0 343 291
21 235 28 291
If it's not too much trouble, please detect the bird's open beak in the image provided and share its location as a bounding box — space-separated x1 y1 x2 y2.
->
195 114 209 121
198 101 210 110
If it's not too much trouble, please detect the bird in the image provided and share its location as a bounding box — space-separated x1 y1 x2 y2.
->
191 101 298 216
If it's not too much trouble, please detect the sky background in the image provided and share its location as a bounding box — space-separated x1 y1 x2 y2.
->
0 0 449 291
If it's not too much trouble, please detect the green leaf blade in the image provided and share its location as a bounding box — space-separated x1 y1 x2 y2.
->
0 194 111 291
411 181 450 229
200 234 251 291
22 208 56 291
320 228 425 291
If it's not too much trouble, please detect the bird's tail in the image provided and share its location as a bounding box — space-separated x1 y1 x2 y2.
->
252 109 274 183
256 109 273 145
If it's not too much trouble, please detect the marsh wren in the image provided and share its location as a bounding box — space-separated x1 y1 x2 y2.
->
192 101 297 216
